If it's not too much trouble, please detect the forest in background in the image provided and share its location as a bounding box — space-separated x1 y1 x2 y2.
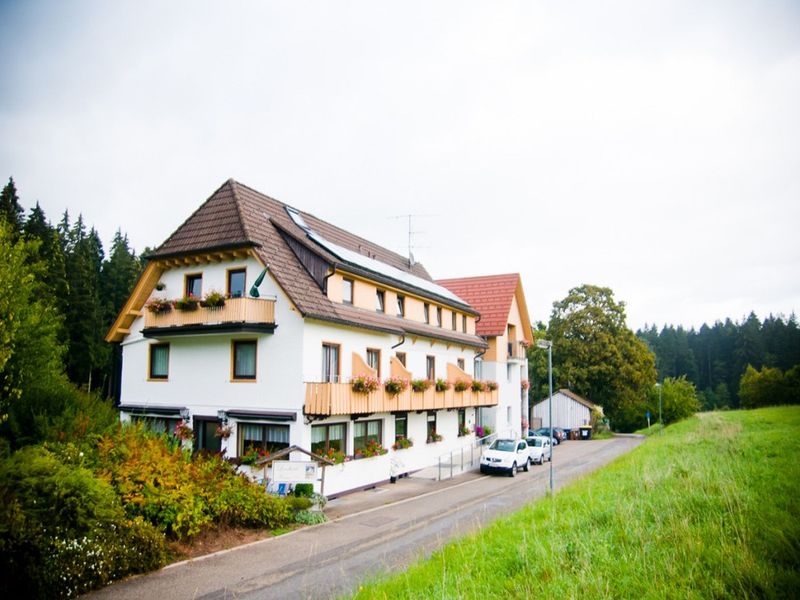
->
0 177 142 400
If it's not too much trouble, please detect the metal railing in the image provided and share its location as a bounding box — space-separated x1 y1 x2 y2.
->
435 431 498 481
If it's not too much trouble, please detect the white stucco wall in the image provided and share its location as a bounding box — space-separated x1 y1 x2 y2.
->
532 392 592 429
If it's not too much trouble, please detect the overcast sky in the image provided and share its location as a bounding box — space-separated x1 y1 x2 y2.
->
1 1 798 330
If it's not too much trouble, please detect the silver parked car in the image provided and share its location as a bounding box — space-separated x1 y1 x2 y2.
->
525 436 552 465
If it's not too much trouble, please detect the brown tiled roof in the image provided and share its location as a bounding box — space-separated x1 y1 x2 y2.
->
148 179 487 349
437 274 521 337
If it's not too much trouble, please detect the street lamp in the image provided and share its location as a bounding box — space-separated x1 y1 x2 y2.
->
655 382 662 432
536 339 554 494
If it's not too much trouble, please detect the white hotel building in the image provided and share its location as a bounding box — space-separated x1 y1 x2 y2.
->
107 180 531 496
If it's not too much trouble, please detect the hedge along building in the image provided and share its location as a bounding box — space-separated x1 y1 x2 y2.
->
437 274 532 438
106 179 504 496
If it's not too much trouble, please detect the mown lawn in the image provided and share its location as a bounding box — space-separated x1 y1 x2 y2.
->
352 407 800 599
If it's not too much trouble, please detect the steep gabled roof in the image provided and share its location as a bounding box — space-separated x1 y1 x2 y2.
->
125 179 486 349
437 273 531 340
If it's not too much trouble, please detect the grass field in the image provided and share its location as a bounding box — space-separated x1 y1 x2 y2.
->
351 407 800 599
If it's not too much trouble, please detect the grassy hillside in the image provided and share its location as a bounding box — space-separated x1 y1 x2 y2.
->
352 407 800 599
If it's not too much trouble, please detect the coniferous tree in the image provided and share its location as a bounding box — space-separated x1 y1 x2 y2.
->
0 177 24 236
23 203 70 320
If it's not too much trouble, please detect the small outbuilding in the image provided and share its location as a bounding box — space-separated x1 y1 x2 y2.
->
532 389 601 430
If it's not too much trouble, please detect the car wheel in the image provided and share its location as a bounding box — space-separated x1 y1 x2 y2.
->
509 462 516 477
523 459 529 472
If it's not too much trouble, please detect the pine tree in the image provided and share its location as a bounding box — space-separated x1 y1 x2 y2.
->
23 203 70 320
0 177 24 236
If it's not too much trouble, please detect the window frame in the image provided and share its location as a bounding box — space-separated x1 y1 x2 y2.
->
238 422 290 456
227 268 247 298
396 295 405 317
311 422 347 455
395 352 407 367
436 307 442 327
342 278 354 305
353 419 383 457
231 340 257 381
376 289 385 313
426 355 435 381
148 343 170 381
366 348 381 378
457 408 466 436
394 413 408 442
457 358 465 371
462 315 467 333
426 410 438 443
322 342 341 383
423 303 430 324
452 312 457 330
185 273 203 298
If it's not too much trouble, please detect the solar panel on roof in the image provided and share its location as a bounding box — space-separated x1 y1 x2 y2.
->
307 231 468 306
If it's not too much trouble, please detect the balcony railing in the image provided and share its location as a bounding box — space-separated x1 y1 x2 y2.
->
507 341 527 362
143 297 276 330
304 383 498 417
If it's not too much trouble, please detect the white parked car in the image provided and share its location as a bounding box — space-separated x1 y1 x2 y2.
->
525 436 552 465
480 438 530 477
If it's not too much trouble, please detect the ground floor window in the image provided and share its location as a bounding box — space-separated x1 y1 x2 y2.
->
195 418 222 453
395 413 408 442
353 420 382 457
426 411 439 443
311 422 346 456
239 423 290 456
131 415 180 436
458 408 466 436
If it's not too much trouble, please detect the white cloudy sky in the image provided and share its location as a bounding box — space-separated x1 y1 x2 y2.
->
1 1 798 330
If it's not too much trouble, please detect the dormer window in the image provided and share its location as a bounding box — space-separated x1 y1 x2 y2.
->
342 278 353 305
376 290 385 312
185 274 202 298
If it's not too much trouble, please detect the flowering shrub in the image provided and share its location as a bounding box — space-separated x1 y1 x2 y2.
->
201 290 226 308
173 420 194 441
470 380 486 392
435 378 450 392
474 425 493 438
351 376 380 394
145 297 172 314
454 380 469 392
459 425 471 437
215 424 232 439
240 445 270 466
384 377 408 396
411 379 432 392
323 447 347 464
392 436 413 450
356 439 388 458
427 430 443 443
174 296 199 311
486 380 499 391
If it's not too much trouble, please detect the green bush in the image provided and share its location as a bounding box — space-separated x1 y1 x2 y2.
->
293 483 314 497
0 446 166 598
294 510 327 525
285 496 313 512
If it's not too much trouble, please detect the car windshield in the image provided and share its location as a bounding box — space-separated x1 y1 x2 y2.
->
527 438 543 447
490 439 516 452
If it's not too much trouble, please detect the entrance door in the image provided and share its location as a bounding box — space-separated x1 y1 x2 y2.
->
195 418 222 453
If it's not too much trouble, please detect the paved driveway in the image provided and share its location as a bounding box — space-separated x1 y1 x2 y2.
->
86 436 642 600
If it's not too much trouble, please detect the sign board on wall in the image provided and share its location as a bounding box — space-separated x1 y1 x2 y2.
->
272 460 318 483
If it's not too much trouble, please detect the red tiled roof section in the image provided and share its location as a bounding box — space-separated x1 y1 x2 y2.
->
437 274 520 337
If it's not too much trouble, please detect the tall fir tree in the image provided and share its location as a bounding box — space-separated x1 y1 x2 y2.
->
0 177 24 236
23 202 70 321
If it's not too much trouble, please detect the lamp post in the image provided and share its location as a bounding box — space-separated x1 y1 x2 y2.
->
656 382 662 432
536 339 554 494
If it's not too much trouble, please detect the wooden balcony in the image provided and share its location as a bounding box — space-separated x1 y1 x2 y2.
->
142 297 277 338
304 382 498 417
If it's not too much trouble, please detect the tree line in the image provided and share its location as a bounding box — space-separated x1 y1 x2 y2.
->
527 285 800 431
0 176 142 399
637 314 800 409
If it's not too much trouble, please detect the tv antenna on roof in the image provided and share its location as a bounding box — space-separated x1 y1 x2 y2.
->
389 214 434 267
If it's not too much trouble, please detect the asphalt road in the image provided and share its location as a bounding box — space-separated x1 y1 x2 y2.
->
86 436 643 600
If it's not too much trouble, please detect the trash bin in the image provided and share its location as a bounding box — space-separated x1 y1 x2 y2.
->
579 426 592 440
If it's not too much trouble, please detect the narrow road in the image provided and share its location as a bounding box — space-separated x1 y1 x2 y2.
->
87 436 643 600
